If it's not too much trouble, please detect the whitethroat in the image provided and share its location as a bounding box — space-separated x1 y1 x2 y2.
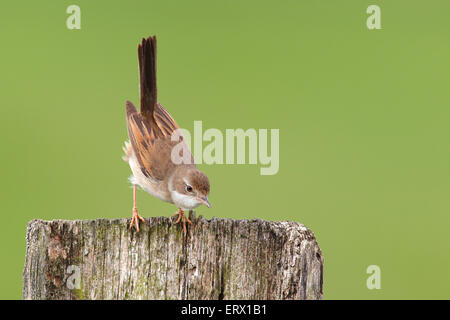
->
123 36 211 234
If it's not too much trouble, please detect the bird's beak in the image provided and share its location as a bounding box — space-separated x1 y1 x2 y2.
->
199 197 211 208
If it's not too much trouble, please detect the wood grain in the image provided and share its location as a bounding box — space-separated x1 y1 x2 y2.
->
23 215 323 300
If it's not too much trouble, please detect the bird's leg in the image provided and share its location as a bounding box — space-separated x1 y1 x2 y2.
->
174 208 183 224
129 185 145 232
173 208 192 234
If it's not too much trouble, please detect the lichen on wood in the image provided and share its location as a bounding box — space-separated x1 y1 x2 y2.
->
22 215 323 300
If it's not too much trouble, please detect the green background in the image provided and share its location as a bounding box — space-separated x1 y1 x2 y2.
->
1 0 448 299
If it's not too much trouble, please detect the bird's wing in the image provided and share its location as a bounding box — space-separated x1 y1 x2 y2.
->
126 101 194 181
154 102 195 166
154 102 179 136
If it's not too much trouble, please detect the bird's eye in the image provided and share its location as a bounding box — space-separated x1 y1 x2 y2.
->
186 185 193 192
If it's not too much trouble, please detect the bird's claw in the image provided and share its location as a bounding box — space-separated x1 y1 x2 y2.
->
130 207 145 232
173 208 191 235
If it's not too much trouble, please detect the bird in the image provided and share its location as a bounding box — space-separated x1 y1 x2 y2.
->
122 35 211 234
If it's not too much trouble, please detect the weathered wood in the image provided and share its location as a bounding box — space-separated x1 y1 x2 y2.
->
23 215 323 300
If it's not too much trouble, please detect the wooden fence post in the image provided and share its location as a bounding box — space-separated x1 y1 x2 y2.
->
23 215 323 299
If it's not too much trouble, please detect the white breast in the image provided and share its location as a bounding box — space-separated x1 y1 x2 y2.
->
170 191 202 211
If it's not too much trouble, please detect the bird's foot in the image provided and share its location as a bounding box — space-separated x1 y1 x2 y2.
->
129 207 145 232
173 208 192 235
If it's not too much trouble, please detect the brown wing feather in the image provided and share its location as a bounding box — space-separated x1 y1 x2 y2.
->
154 102 195 165
154 102 179 136
126 101 158 179
126 101 195 182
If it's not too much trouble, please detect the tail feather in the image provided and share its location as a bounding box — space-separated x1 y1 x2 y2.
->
138 36 157 122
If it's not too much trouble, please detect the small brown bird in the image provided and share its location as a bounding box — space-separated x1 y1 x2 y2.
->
123 36 211 234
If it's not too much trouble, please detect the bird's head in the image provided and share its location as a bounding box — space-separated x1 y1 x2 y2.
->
169 167 211 210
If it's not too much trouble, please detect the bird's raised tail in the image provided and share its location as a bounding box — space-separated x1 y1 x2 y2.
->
138 35 157 122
